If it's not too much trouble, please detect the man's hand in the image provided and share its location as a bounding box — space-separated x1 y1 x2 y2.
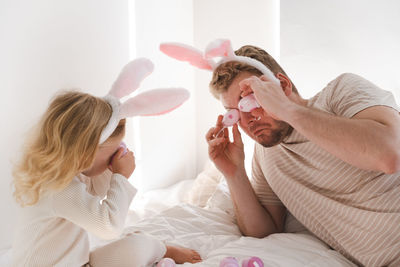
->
109 148 135 179
206 115 245 179
239 75 293 121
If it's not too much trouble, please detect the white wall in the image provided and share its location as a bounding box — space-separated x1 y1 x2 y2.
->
130 0 281 189
0 0 130 250
193 0 280 174
281 0 400 99
131 0 196 191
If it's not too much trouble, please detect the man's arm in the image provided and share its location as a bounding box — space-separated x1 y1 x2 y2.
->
284 104 400 174
225 169 286 237
241 75 400 174
206 117 286 237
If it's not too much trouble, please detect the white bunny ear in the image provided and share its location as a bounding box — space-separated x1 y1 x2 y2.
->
108 57 154 99
205 39 235 59
160 43 214 70
206 39 281 85
119 88 190 117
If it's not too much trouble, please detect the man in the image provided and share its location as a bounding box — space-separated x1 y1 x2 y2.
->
205 45 400 266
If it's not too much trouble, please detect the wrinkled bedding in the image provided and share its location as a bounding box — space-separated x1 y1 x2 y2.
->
124 203 356 266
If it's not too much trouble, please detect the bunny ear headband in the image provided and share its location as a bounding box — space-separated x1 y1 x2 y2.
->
159 39 280 85
159 39 280 129
100 57 189 144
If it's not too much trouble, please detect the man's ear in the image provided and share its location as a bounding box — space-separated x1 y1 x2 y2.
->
276 73 292 96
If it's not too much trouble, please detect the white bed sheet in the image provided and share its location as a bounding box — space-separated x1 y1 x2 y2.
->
0 249 11 267
124 204 356 267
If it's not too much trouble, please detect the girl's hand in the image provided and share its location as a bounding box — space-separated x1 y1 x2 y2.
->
109 147 135 179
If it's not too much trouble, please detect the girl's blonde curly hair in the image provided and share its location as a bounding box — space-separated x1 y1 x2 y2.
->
13 91 125 206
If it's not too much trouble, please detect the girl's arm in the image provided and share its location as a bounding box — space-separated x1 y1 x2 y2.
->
52 174 136 240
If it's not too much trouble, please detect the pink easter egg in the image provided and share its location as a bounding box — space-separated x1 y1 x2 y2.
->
241 256 264 267
119 141 128 156
156 258 176 267
238 94 260 112
222 109 240 127
109 141 128 168
220 257 239 267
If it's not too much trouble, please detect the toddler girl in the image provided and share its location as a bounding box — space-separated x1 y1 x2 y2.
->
12 58 202 266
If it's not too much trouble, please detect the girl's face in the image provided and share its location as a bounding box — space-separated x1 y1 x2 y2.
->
82 134 124 177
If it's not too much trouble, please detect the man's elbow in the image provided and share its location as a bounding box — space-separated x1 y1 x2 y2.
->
380 150 400 174
240 224 283 238
242 230 269 239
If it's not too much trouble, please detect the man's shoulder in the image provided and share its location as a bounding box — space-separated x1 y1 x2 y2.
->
321 72 376 99
327 72 365 88
335 72 362 80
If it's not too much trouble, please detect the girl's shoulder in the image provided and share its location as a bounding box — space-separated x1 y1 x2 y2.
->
48 176 88 202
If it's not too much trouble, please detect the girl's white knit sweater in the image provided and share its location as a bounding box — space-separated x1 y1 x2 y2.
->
12 172 136 267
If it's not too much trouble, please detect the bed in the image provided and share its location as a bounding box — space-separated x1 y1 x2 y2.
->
0 163 356 267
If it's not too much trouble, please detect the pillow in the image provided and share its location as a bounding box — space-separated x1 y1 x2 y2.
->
185 161 224 207
204 179 235 219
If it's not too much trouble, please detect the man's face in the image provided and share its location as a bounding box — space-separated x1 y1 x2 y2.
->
220 72 292 147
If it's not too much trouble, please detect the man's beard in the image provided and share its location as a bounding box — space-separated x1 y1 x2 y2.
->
257 121 293 148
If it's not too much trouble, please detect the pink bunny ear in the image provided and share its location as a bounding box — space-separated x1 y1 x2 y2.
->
205 39 235 59
119 88 190 117
160 43 213 70
108 58 154 99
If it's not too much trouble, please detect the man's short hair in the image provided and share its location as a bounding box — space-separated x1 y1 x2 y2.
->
209 45 297 98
